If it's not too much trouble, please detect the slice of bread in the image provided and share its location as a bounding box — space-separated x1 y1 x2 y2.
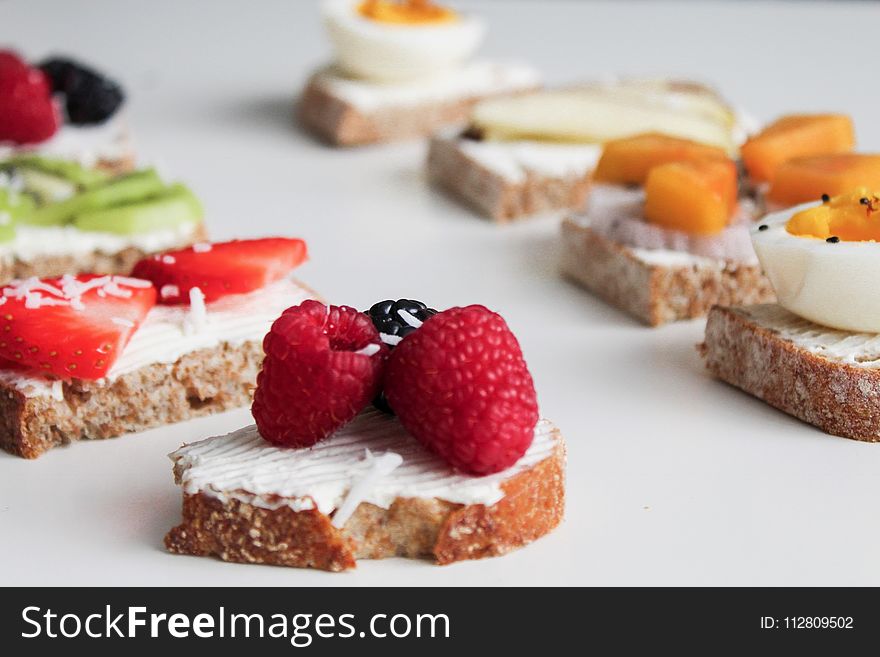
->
561 217 775 326
0 276 318 458
428 135 595 221
0 339 262 459
165 413 566 571
0 221 207 287
702 304 880 442
298 63 540 146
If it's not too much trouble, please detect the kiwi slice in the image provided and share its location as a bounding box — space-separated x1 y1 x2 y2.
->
17 168 77 205
22 168 165 227
2 154 110 188
73 183 202 235
0 189 28 243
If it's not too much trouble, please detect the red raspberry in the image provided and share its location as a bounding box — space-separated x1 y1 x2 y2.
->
384 305 539 475
0 51 59 144
252 300 388 448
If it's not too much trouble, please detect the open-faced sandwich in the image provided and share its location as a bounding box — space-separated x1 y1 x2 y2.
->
561 132 775 325
702 189 880 441
0 237 313 458
0 50 133 173
429 78 754 221
166 299 565 571
0 157 206 285
299 0 540 146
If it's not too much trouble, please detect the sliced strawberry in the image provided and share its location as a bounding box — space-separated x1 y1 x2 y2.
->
0 274 157 380
131 238 308 305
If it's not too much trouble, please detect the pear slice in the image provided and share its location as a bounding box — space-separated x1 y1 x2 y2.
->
470 79 739 154
73 183 202 235
22 168 165 226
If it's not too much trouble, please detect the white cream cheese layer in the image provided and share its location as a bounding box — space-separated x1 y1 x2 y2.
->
0 113 132 168
0 277 315 398
313 60 540 112
740 304 880 368
171 409 561 514
458 138 602 183
0 221 200 263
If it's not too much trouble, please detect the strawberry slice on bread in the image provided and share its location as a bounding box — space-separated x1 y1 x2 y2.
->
0 275 157 380
132 238 308 305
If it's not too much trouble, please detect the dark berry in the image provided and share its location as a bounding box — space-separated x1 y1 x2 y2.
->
364 298 439 414
38 57 124 125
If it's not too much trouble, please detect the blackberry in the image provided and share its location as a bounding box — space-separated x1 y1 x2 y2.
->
39 57 124 125
365 299 437 413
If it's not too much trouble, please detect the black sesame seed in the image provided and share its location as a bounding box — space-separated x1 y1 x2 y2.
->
758 224 769 231
826 236 840 243
860 197 870 206
821 193 830 203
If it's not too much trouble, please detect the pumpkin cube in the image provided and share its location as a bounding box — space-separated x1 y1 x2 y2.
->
767 154 880 207
593 133 728 185
644 159 738 235
741 114 855 183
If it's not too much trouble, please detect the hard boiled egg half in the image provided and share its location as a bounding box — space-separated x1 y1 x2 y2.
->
323 0 485 82
752 189 880 332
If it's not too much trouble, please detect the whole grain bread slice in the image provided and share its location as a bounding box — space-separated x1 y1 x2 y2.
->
298 70 539 147
701 304 880 442
560 217 775 326
165 425 565 571
0 339 263 459
427 136 593 222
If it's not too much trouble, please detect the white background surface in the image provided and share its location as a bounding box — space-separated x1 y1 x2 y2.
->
2 0 880 586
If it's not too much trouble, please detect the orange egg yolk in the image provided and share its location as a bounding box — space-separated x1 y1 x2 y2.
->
358 0 457 24
787 189 880 241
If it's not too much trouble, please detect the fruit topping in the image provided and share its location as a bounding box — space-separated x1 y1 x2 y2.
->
73 182 202 235
766 154 880 208
0 274 156 380
0 50 60 145
741 114 855 184
38 57 124 125
131 237 308 305
470 80 738 152
785 188 880 241
367 299 437 346
252 300 387 447
593 133 728 185
384 305 538 475
23 167 164 226
358 0 457 24
643 158 738 235
365 298 437 412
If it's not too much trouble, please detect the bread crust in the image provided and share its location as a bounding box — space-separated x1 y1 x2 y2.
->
165 432 565 571
0 221 207 286
560 217 776 326
702 304 880 442
0 338 263 459
297 73 539 147
427 136 592 222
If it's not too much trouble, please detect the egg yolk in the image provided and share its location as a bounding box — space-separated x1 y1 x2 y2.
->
787 189 880 241
358 0 457 24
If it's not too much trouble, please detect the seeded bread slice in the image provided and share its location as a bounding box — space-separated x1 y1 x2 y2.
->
560 217 775 326
165 426 564 572
0 221 207 287
427 136 593 222
0 339 263 459
701 304 880 442
297 70 540 147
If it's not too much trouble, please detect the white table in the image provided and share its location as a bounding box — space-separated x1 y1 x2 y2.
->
2 0 879 586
